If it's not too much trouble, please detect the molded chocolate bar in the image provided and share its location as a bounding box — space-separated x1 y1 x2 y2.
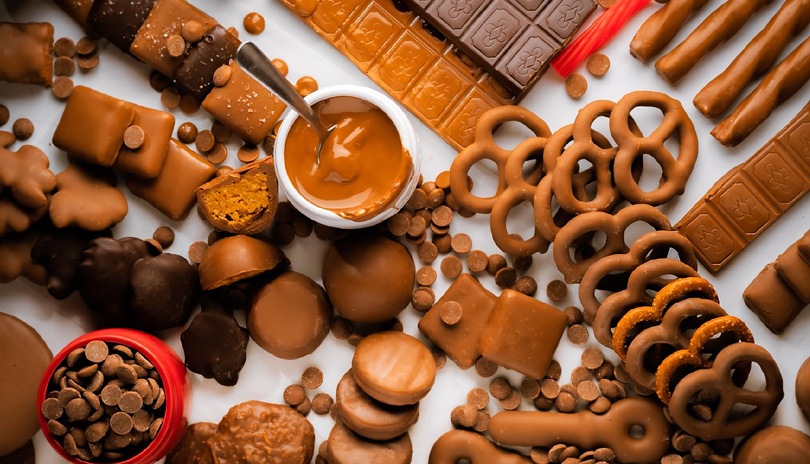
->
401 0 596 96
676 103 810 272
744 230 810 334
277 0 518 151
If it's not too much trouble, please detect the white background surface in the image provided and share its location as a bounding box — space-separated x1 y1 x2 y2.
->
1 0 810 462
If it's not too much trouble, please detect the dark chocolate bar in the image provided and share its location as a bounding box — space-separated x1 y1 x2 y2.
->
403 0 596 96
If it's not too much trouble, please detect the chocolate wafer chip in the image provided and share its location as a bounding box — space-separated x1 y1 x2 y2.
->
581 347 605 370
440 301 462 325
475 357 498 378
450 234 472 254
301 367 323 390
283 384 307 407
567 324 589 345
467 388 489 410
123 125 145 150
546 280 568 302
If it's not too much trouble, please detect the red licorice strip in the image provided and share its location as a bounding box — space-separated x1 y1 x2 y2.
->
553 0 653 77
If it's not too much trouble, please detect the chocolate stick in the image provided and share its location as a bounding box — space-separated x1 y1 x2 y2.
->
694 0 810 118
630 0 712 62
712 35 810 146
654 0 774 84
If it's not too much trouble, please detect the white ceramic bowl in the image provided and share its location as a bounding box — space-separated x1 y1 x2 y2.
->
274 85 421 229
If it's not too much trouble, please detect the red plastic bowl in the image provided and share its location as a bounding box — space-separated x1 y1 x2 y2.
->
37 329 191 464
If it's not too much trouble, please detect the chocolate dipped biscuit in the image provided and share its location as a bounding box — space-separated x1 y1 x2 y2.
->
202 401 314 464
0 22 53 86
630 0 711 62
327 421 412 464
323 233 415 324
0 130 56 210
336 370 419 441
198 235 287 291
735 426 810 463
87 0 157 52
248 271 331 360
167 422 218 464
197 157 278 235
130 253 200 332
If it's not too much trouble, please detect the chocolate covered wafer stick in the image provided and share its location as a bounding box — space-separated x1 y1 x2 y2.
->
655 0 774 84
694 0 810 118
630 0 712 62
712 35 810 146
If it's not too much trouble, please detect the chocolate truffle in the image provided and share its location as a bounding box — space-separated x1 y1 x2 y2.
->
166 422 217 464
31 227 111 299
0 313 52 456
352 332 436 406
323 233 415 324
130 253 200 332
202 401 314 464
337 370 419 441
181 296 249 387
199 235 287 291
797 355 810 422
734 426 810 463
249 271 331 360
327 421 412 464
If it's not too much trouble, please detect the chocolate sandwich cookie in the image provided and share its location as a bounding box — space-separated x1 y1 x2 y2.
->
166 422 217 464
327 421 412 464
322 233 415 324
248 271 331 360
198 235 288 291
0 313 52 457
336 370 419 441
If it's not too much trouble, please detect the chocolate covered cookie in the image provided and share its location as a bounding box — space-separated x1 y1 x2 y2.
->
31 227 111 299
167 422 217 464
129 253 200 332
327 421 412 464
336 370 419 441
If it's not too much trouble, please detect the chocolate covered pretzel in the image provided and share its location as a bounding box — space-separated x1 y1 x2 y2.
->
428 430 531 464
655 0 775 84
489 397 671 464
694 0 810 118
669 342 783 441
712 34 810 146
578 230 697 322
630 0 712 62
553 204 672 284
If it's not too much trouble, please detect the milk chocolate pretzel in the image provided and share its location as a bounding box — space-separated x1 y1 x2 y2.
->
656 316 754 404
669 342 784 441
694 0 810 118
655 0 775 84
592 259 700 343
630 0 712 62
578 230 698 324
489 397 671 464
622 298 727 391
712 34 810 147
428 430 531 464
449 106 551 214
610 92 698 206
553 204 672 284
612 276 719 359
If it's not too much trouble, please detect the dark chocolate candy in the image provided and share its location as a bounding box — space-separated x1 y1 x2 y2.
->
403 0 596 96
87 0 157 52
130 253 200 332
31 226 112 300
180 295 249 386
173 25 240 100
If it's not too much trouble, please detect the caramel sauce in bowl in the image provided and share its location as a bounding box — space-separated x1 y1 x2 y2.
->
275 86 421 229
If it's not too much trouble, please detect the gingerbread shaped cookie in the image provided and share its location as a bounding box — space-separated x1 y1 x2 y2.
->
49 163 128 230
0 131 56 209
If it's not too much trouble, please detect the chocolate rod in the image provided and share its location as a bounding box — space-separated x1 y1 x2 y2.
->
712 35 810 146
654 0 775 84
694 0 810 118
630 0 712 62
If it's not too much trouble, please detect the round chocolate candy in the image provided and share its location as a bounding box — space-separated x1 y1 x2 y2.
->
336 370 419 441
322 233 415 324
248 271 331 360
198 235 288 291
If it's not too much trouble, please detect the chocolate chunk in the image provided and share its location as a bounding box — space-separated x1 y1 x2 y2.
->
87 0 156 51
173 25 240 100
129 253 200 332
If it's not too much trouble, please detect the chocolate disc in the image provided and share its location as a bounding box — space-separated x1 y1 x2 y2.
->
327 421 412 464
352 332 436 406
0 313 52 456
337 370 419 441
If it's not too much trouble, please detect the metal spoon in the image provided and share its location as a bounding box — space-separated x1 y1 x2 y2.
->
236 42 331 163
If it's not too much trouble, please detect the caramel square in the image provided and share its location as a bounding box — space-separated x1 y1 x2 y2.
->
114 104 175 179
202 63 286 145
130 0 215 77
478 289 566 379
418 274 497 369
0 22 54 86
53 86 135 167
127 139 215 221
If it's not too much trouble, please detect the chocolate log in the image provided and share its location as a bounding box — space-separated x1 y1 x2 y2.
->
629 0 711 62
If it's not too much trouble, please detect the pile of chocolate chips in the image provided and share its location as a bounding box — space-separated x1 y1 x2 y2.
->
41 341 165 462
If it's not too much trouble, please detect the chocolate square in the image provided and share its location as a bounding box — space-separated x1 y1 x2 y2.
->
127 139 215 221
418 274 496 369
202 63 286 145
130 0 216 77
173 25 240 100
464 1 526 64
113 104 175 179
0 22 53 86
478 289 566 379
88 0 157 52
53 86 135 167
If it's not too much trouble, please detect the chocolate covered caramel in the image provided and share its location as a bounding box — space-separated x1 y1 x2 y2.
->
284 96 412 222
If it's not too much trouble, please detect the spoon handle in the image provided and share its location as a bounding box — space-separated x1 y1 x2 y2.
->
236 42 328 140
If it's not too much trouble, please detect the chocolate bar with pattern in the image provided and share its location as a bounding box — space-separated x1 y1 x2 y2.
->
402 0 596 96
676 102 810 273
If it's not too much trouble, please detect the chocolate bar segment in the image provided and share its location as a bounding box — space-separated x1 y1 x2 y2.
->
173 25 240 100
402 0 596 95
676 102 810 272
88 0 157 52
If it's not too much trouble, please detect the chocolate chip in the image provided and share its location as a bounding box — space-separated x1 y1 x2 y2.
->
123 125 145 150
408 216 427 238
416 266 437 286
387 213 410 236
331 317 352 340
534 395 554 411
237 145 260 163
450 233 472 254
451 404 479 428
431 205 453 227
581 347 605 370
515 276 538 296
467 387 489 410
58 387 81 407
65 398 91 421
571 366 592 385
116 364 138 384
555 391 577 413
77 364 98 378
531 447 550 464
407 189 427 209
541 378 560 399
589 396 612 414
54 56 75 76
160 87 181 109
301 367 323 390
434 234 452 253
577 381 599 402
426 188 445 208
440 301 462 325
487 254 507 275
475 357 498 378
440 256 462 278
76 52 99 69
513 255 532 273
412 287 435 312
207 143 228 164
473 410 491 432
466 250 488 273
49 419 68 436
432 347 446 370
41 398 64 420
587 53 610 77
0 104 8 126
489 378 513 400
417 241 438 263
52 76 74 99
110 412 133 435
567 324 589 345
149 418 163 440
188 241 208 264
118 391 143 414
85 421 108 443
520 378 541 399
132 410 151 432
12 118 33 140
283 384 307 406
564 306 583 326
546 280 568 302
499 390 521 410
311 393 333 415
54 37 76 57
67 348 85 368
565 73 588 98
495 267 517 288
295 397 312 416
182 20 205 43
76 37 97 56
